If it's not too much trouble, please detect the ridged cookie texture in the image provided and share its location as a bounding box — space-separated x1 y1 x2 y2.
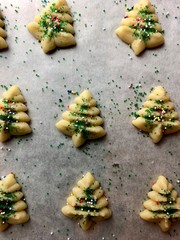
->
56 89 106 147
61 172 112 230
140 176 180 232
0 85 32 142
0 9 8 49
116 0 164 55
0 173 29 232
132 86 180 143
27 0 76 53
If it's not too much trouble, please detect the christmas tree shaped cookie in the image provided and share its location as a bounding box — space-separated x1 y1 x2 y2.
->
27 0 76 53
56 90 106 147
0 9 8 50
0 85 32 142
61 172 112 230
0 173 29 231
115 0 164 55
140 176 180 232
132 86 180 143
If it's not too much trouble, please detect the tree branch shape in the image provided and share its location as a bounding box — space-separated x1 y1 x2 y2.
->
27 0 76 53
0 85 32 142
132 86 180 143
115 0 164 55
0 9 8 50
61 172 112 230
56 90 106 147
0 173 29 232
140 176 180 232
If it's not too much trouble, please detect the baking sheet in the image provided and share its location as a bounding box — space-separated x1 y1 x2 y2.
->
0 0 180 239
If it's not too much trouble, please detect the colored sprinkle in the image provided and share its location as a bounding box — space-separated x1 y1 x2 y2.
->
67 90 78 95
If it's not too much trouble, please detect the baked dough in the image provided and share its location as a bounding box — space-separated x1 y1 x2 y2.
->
0 173 29 231
27 0 76 53
56 90 106 147
132 86 180 143
61 172 112 230
0 85 32 142
140 176 180 232
115 0 164 55
0 9 8 49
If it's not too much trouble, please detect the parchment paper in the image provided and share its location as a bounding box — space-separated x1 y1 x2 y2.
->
0 0 180 239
